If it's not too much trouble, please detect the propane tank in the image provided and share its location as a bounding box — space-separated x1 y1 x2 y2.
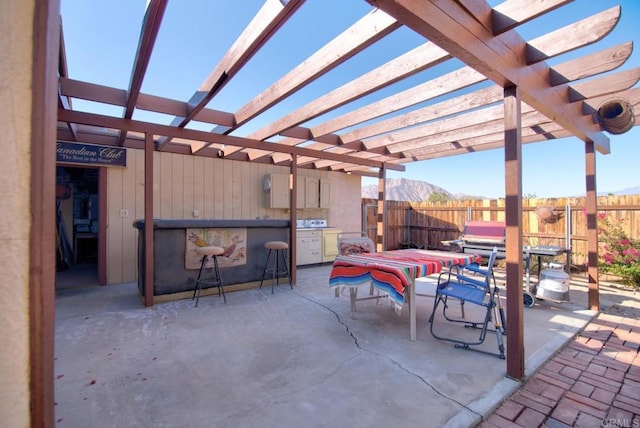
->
536 269 570 302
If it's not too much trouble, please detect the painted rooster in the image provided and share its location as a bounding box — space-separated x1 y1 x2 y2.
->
222 235 243 261
188 232 207 247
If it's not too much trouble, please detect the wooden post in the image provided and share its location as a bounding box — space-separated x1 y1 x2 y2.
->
377 164 387 252
98 168 108 284
504 86 525 381
290 157 297 284
144 133 154 307
29 1 60 425
585 142 600 311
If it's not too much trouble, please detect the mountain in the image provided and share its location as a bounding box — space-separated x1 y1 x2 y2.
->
454 192 487 200
607 186 640 196
361 178 460 201
361 178 639 201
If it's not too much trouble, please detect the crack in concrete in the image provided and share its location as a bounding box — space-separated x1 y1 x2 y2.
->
294 290 482 419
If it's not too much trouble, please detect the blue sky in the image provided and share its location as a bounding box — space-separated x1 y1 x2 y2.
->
60 0 639 199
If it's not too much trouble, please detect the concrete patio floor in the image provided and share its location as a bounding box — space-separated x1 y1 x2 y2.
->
54 265 639 427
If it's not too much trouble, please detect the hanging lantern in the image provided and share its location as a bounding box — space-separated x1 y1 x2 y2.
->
536 206 561 225
595 98 635 135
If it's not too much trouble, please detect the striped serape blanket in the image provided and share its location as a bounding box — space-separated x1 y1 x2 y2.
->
329 249 482 312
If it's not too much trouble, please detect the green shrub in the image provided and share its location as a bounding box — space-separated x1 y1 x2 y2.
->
597 212 640 291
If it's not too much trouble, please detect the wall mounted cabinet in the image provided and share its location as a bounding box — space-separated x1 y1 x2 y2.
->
320 179 331 208
266 174 331 210
305 177 320 208
265 173 290 209
296 176 305 208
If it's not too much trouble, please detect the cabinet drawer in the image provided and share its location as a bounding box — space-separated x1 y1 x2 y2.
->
297 249 322 265
297 230 322 237
296 230 323 265
298 237 321 249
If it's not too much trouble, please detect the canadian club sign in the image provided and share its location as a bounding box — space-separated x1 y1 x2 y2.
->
57 141 127 167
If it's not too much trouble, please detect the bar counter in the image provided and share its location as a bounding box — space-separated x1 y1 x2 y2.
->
133 219 290 302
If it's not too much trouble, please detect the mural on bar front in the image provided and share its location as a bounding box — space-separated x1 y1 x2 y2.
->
185 228 247 269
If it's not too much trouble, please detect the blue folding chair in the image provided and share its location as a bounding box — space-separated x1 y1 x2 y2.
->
429 247 506 359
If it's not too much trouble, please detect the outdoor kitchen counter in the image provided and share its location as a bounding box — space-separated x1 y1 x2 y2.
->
133 219 289 302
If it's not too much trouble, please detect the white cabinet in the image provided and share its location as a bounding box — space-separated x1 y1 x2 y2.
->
296 176 305 208
265 174 290 208
322 229 341 263
296 230 322 265
305 177 320 208
267 174 330 210
296 176 319 209
320 179 331 208
296 228 341 265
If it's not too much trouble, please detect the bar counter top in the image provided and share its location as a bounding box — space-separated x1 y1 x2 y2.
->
133 219 289 230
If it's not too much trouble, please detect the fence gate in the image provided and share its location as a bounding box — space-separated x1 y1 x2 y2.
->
363 203 377 242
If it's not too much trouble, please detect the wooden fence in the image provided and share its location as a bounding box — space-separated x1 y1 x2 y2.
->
361 195 640 268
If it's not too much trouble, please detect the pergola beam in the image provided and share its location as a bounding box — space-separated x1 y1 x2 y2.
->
57 108 405 171
156 0 306 149
244 40 451 160
459 0 571 35
239 9 401 136
366 0 611 152
118 0 168 145
262 28 630 162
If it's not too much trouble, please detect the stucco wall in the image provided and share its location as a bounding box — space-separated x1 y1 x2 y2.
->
0 0 34 426
326 173 362 235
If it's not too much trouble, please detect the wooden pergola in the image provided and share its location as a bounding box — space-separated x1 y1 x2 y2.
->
51 0 639 392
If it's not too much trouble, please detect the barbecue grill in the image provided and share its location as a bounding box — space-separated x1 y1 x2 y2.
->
443 220 506 258
443 221 572 307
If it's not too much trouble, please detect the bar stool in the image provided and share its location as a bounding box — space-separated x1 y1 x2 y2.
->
259 241 292 294
192 246 226 307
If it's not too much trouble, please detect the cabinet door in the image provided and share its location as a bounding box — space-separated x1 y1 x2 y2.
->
322 229 341 263
267 174 290 209
320 179 331 208
305 177 319 208
296 176 305 209
296 234 309 265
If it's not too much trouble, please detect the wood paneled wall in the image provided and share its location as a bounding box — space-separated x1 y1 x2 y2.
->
105 150 362 284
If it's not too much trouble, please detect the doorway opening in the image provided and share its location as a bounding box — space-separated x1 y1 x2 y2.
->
55 166 100 290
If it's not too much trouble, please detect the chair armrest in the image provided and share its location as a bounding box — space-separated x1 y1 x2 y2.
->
462 263 486 275
437 267 456 287
453 274 487 290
